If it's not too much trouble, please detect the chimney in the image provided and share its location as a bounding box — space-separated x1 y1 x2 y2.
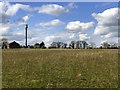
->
25 24 28 48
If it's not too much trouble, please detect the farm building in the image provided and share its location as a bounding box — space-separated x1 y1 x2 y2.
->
9 41 21 48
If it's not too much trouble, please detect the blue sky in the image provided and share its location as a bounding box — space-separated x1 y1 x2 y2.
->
0 2 119 47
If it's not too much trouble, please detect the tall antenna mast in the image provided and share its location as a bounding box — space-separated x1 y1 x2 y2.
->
25 24 28 48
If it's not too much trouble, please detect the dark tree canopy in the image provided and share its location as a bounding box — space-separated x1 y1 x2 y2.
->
40 41 45 48
1 38 8 49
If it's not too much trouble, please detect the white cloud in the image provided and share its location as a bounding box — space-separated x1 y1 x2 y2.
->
0 24 10 35
0 2 32 16
22 15 29 22
66 21 94 33
43 32 89 47
0 23 17 37
36 19 64 27
92 8 119 44
38 4 69 16
0 14 30 39
44 34 64 46
0 23 25 44
69 33 76 39
92 8 119 37
79 34 90 41
0 2 32 24
44 33 73 47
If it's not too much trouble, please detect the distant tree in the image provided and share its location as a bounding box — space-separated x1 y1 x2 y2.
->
50 42 57 48
21 45 26 48
28 45 34 48
30 45 34 48
34 43 40 48
64 43 67 48
69 41 88 49
99 46 103 49
40 41 46 49
89 42 96 49
76 41 80 49
57 42 61 48
82 41 88 49
49 42 67 49
109 42 118 49
76 41 82 49
69 41 75 49
59 42 67 48
101 42 110 49
1 38 8 49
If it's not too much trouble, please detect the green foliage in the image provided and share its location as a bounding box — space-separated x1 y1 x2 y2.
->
2 49 118 88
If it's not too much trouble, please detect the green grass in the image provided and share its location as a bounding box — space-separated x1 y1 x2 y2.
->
2 49 118 88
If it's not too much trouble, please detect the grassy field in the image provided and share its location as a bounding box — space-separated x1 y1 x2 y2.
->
2 49 118 88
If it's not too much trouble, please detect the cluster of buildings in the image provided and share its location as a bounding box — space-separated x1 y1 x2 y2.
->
2 41 21 49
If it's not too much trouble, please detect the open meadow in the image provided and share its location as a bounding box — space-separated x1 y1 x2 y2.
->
2 49 118 88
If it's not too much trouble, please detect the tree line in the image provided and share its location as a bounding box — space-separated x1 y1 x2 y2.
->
0 38 118 49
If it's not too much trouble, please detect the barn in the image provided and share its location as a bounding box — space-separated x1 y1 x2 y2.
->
9 41 21 48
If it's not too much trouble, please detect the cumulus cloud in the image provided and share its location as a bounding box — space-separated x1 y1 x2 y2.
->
22 15 29 22
0 2 32 40
66 21 94 33
38 4 69 16
92 8 119 37
0 24 10 35
43 32 89 47
44 34 66 46
0 24 25 44
79 34 90 41
0 2 32 16
92 8 119 44
0 2 32 24
0 22 17 37
0 14 30 39
36 19 64 27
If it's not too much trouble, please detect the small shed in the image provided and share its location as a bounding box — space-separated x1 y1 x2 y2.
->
9 41 21 48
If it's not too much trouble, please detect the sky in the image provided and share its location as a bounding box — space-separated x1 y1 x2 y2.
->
0 2 119 47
